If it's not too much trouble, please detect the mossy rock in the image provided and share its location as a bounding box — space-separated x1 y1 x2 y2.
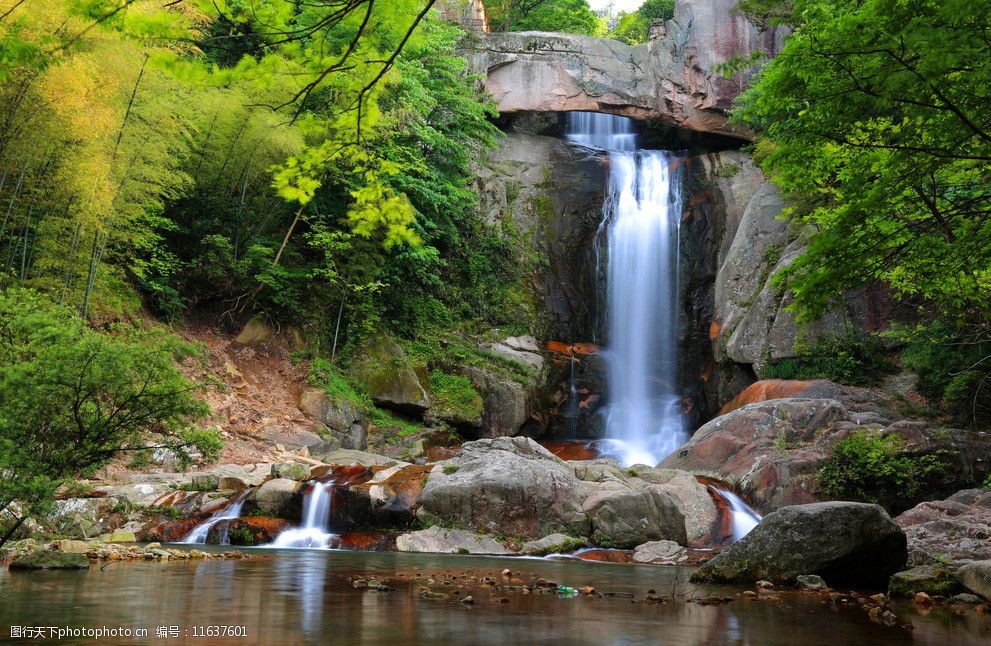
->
888 565 962 597
10 551 90 571
352 334 429 415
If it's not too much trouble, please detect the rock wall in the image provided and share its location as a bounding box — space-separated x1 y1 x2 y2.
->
472 0 786 138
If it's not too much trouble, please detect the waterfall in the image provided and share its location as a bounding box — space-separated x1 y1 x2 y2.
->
269 480 336 549
180 491 249 545
567 111 688 467
711 487 762 542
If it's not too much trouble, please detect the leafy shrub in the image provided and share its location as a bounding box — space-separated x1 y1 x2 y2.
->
818 429 966 514
429 370 483 422
901 323 991 429
0 287 215 547
762 331 895 386
309 358 370 408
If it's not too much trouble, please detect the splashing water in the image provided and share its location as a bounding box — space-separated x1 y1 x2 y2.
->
711 487 762 542
181 491 250 545
567 112 688 467
269 480 336 549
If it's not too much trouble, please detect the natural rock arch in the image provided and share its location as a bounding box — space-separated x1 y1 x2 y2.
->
471 0 785 138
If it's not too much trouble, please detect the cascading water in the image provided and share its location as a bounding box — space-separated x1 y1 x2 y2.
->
269 480 336 549
711 487 762 542
180 490 249 545
567 112 688 467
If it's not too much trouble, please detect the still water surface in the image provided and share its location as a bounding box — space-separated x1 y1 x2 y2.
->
1 548 988 645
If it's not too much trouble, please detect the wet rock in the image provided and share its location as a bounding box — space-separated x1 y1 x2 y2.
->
584 488 687 549
519 533 585 556
796 574 828 591
340 464 430 528
888 565 961 598
207 517 288 546
10 551 90 570
632 540 688 565
691 502 906 587
957 560 991 600
250 478 303 519
951 593 981 604
418 437 589 539
627 467 720 545
896 489 991 566
395 527 510 555
460 595 474 605
352 334 429 415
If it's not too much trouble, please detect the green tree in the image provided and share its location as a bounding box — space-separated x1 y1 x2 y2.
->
608 0 674 44
731 0 991 426
487 0 598 34
0 287 217 548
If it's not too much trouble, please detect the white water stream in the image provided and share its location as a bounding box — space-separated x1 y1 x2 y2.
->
269 480 337 549
180 491 249 545
568 112 688 467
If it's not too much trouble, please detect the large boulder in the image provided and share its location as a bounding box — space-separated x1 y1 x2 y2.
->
298 387 368 450
417 437 589 539
464 366 529 438
395 527 511 555
888 565 962 598
250 479 303 519
341 464 432 528
691 502 907 587
632 540 689 565
583 487 687 549
660 394 990 512
896 488 991 566
957 561 991 600
352 334 429 415
10 551 90 570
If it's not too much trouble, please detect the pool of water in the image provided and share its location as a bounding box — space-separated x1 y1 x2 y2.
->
1 548 987 645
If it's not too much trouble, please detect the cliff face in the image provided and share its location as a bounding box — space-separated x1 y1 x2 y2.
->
472 0 786 138
478 114 910 436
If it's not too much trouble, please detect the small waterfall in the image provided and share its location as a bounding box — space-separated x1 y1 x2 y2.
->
269 480 336 549
711 487 762 542
180 491 249 545
567 111 687 467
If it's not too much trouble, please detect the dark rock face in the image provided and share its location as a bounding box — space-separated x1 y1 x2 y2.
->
691 502 907 587
298 387 368 450
208 517 288 546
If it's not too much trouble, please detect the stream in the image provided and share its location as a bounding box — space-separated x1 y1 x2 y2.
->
1 548 987 645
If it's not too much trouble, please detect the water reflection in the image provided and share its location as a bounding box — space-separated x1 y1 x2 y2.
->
0 550 988 645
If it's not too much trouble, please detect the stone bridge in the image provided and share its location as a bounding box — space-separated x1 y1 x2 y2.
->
471 0 784 138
